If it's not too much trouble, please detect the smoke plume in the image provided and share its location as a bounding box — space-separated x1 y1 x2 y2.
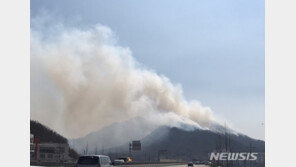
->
31 22 219 138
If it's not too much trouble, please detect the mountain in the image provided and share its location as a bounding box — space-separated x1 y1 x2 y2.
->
69 117 158 153
69 118 264 162
31 120 68 144
139 126 265 161
104 125 264 162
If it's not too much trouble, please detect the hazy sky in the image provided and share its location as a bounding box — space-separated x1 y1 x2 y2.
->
31 0 265 140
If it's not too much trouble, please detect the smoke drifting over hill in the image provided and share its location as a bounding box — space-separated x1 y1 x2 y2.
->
31 20 220 138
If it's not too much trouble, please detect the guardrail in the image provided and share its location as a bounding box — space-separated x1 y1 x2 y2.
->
119 161 186 167
30 161 186 167
30 161 76 166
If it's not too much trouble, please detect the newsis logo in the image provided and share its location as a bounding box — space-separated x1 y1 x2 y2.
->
210 152 258 161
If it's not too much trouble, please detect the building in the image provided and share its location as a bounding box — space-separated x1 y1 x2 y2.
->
37 143 73 162
30 135 74 163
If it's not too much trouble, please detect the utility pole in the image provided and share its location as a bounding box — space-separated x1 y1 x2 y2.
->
95 145 98 155
129 142 132 158
85 142 88 155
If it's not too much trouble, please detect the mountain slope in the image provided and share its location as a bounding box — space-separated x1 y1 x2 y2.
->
69 117 264 162
140 126 264 160
104 125 264 161
69 117 158 153
30 120 68 144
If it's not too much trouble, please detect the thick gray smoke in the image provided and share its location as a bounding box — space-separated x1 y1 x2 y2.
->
31 23 219 139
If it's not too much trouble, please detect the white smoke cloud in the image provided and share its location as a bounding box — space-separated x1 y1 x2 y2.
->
31 21 220 138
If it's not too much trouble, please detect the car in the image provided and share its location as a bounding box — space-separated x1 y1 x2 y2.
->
77 155 112 167
113 159 125 165
187 162 194 167
205 161 211 165
194 161 200 164
118 157 132 163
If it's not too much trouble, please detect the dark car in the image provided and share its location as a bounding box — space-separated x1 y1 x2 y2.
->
77 155 112 167
188 162 194 167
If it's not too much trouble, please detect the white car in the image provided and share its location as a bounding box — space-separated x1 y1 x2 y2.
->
77 155 112 167
113 159 125 165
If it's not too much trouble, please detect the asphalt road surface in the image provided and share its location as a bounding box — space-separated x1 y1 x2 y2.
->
32 165 210 167
32 164 210 167
164 165 209 167
124 164 210 167
121 165 209 167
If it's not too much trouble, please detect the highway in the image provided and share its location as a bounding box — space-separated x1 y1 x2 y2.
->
160 165 209 167
121 164 209 167
31 162 210 167
32 164 210 167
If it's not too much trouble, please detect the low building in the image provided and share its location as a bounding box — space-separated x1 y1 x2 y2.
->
31 142 74 163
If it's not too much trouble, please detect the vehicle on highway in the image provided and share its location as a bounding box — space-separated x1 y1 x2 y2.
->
113 159 125 165
187 162 194 167
194 161 201 164
118 157 132 163
77 155 112 167
205 161 212 165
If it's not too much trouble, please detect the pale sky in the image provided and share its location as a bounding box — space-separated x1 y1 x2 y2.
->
31 0 265 140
